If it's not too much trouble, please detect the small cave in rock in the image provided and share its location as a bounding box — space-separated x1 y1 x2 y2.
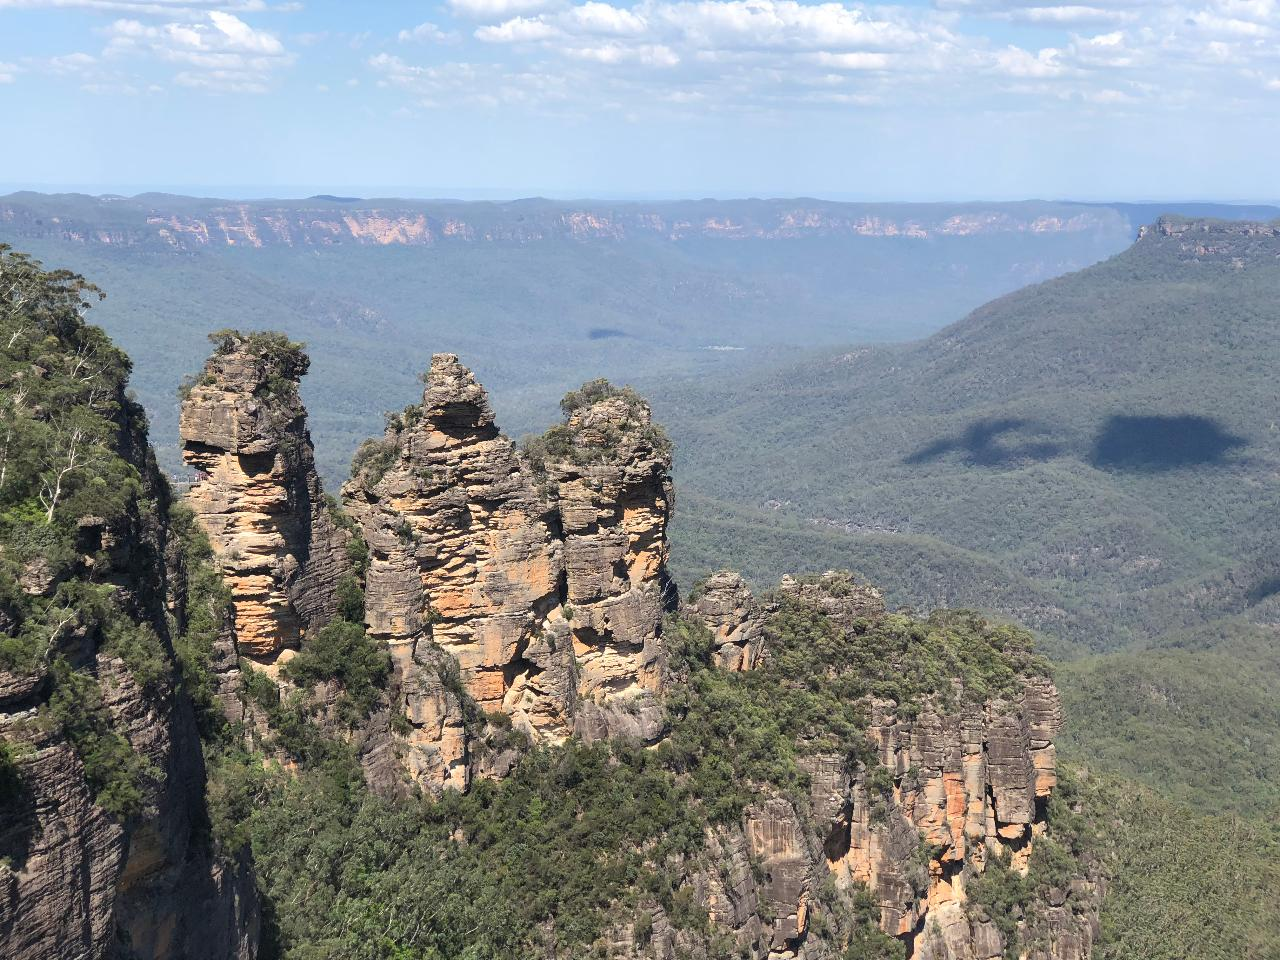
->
237 450 277 477
821 814 852 865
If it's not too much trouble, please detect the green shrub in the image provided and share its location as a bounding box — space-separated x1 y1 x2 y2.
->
208 330 308 401
170 505 234 741
103 619 170 693
248 742 705 960
44 658 152 819
283 621 391 724
335 574 365 624
0 739 26 805
205 747 272 852
350 437 398 486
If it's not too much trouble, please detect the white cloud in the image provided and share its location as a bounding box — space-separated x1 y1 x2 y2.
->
476 16 561 41
993 45 1065 77
564 41 679 63
377 0 1280 115
368 51 572 107
645 0 930 52
1005 6 1137 25
48 51 98 71
0 61 17 82
447 0 560 19
398 21 460 43
103 10 293 90
563 1 648 34
810 50 891 69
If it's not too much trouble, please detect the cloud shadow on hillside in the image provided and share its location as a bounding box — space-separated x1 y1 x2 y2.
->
904 418 1062 467
1089 414 1245 472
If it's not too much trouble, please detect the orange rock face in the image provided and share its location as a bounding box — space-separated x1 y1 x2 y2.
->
343 359 677 791
180 335 351 662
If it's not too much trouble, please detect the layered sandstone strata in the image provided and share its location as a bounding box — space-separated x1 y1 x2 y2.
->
684 570 765 671
674 575 1095 960
1 380 258 960
342 355 576 790
341 361 678 790
180 332 350 662
538 381 675 742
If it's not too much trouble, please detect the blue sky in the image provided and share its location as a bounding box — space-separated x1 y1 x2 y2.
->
1 0 1278 200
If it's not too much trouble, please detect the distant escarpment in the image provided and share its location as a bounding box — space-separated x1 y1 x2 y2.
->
172 330 1097 960
0 194 1129 251
1139 213 1280 263
0 251 258 958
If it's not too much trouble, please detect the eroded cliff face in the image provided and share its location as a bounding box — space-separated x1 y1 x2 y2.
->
0 387 258 959
539 384 675 743
340 354 573 792
668 574 1098 960
179 333 351 663
683 570 764 672
0 196 1127 251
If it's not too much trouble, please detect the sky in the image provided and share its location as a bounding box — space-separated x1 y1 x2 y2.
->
0 0 1278 200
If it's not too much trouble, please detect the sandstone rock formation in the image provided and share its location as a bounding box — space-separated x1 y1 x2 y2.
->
538 380 675 743
340 360 677 792
776 570 886 628
180 331 351 663
684 570 765 671
673 575 1096 960
0 194 1128 252
341 355 575 792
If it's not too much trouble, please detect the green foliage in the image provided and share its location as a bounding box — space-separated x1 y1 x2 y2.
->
350 437 398 486
282 621 390 725
559 377 626 417
205 747 273 852
522 377 673 479
170 503 234 740
0 738 27 805
660 599 1044 823
103 618 170 693
1057 621 1280 815
1066 771 1280 960
345 534 369 574
965 850 1026 957
962 767 1097 959
0 244 141 529
334 574 365 624
208 329 308 400
43 658 152 818
249 743 705 960
662 609 717 676
840 887 905 960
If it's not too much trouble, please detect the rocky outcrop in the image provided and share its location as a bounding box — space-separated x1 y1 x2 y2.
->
180 332 351 662
0 195 1129 251
340 361 677 792
776 571 885 629
670 576 1095 960
341 355 576 792
539 381 675 743
822 678 1093 960
685 571 765 671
